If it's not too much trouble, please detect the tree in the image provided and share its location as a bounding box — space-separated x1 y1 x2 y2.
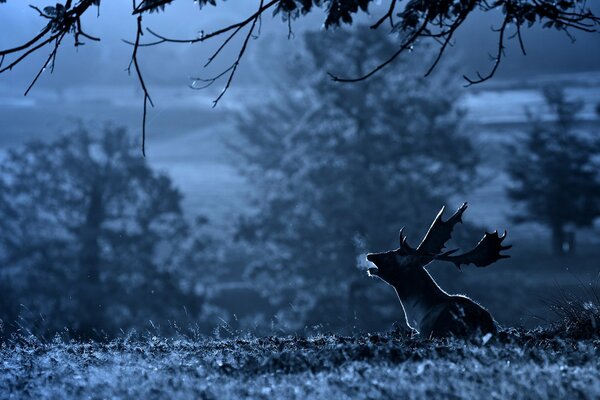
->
0 1 598 151
0 126 209 338
232 27 478 331
506 86 600 256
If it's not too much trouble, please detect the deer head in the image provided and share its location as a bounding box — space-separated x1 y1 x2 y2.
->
366 228 421 285
366 202 511 287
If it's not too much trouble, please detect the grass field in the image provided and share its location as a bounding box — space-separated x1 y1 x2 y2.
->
2 326 599 400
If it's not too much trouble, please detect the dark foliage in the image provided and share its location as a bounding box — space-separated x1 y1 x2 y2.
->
540 280 600 340
506 86 600 255
0 127 211 338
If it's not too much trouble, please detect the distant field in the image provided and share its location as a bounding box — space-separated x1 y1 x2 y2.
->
2 330 599 399
2 77 600 234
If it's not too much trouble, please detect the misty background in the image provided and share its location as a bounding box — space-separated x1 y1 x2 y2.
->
1 1 599 339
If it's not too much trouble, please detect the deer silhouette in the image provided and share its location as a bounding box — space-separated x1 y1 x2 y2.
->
366 203 510 338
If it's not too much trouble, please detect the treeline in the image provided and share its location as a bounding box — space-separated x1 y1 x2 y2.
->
1 26 599 339
0 128 219 339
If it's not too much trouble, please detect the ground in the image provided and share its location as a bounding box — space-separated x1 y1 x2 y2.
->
2 327 599 400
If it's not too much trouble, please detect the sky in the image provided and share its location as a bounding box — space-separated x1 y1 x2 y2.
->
0 0 599 230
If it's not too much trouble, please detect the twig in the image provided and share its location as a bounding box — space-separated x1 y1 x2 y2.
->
515 23 527 56
190 66 234 90
143 0 278 45
329 20 429 83
0 25 52 56
128 15 154 156
204 25 244 68
0 0 99 96
24 33 66 96
371 0 397 30
210 0 265 107
463 15 509 86
424 6 472 77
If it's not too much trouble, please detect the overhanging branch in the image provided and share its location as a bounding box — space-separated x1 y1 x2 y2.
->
0 0 598 152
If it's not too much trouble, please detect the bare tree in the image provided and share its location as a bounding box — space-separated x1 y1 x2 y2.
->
0 1 598 152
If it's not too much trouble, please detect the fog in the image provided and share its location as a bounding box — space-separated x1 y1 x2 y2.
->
0 1 599 340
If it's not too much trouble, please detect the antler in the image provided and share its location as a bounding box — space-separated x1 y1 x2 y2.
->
398 227 417 255
417 202 468 255
436 230 511 270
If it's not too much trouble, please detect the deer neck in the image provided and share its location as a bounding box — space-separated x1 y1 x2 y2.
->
390 267 449 331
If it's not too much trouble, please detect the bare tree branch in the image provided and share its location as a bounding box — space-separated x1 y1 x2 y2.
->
329 20 429 83
208 0 265 107
0 0 99 93
371 0 397 30
142 0 278 45
0 0 598 150
128 15 155 157
24 33 67 96
463 15 509 86
424 4 473 77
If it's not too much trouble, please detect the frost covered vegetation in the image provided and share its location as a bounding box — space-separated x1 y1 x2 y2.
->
2 320 600 400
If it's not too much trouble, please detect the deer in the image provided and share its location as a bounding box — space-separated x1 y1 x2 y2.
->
366 202 511 339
